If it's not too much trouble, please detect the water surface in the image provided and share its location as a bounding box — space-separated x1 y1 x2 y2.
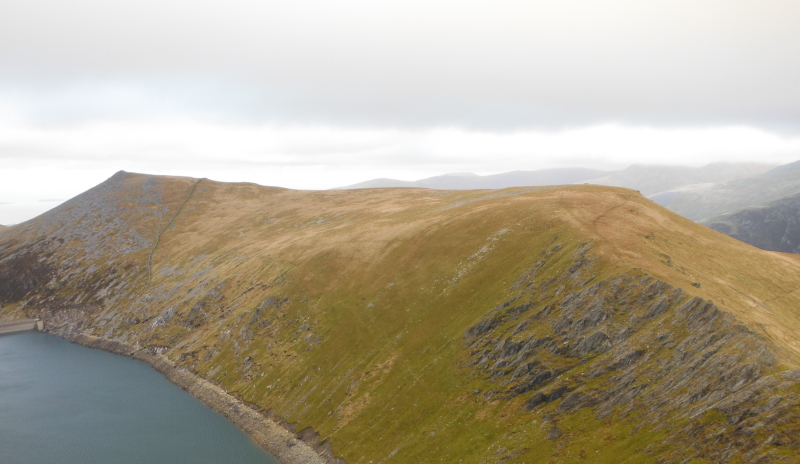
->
0 331 278 464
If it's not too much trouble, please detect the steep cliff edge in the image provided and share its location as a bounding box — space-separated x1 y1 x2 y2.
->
3 171 800 463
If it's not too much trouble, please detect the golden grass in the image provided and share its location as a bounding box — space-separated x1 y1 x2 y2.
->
7 172 800 462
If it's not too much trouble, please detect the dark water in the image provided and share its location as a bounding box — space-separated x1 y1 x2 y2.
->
0 331 278 464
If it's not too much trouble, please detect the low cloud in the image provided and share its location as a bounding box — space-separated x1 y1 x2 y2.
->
3 1 799 224
1 1 799 130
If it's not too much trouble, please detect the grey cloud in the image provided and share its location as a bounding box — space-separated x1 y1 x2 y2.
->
1 0 799 130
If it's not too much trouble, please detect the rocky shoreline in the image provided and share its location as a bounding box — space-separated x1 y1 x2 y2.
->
56 331 344 464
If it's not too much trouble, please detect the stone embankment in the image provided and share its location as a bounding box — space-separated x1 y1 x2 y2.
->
0 318 43 335
62 332 343 464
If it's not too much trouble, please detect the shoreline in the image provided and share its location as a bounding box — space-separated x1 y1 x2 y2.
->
55 330 343 464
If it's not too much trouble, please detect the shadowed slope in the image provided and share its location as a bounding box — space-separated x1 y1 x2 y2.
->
3 172 800 463
652 160 800 221
704 193 800 254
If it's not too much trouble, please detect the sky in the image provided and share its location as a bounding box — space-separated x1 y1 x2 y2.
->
2 0 800 224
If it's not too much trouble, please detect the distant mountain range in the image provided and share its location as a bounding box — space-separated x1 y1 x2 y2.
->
339 161 800 254
651 160 800 221
585 163 774 197
337 162 774 198
336 168 607 190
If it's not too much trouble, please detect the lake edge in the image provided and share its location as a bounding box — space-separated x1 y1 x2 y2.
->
51 330 341 464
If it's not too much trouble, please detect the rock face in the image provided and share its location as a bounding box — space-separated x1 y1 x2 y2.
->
465 244 789 462
3 171 800 463
704 193 800 253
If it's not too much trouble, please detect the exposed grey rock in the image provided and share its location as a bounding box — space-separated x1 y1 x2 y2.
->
465 252 797 462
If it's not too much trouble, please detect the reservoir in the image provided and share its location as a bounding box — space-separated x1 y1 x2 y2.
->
0 331 279 464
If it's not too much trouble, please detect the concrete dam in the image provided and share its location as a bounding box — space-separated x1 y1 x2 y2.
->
0 319 44 335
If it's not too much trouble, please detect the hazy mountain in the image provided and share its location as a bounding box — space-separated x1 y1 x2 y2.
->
3 171 800 462
652 160 800 221
337 168 608 189
586 162 774 196
337 163 773 196
702 192 800 253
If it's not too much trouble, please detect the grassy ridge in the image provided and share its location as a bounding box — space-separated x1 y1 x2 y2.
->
3 172 800 462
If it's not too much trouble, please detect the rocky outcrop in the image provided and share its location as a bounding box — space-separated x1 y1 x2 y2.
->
465 243 798 462
0 242 55 304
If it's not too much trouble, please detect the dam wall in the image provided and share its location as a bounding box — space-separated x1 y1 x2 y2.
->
0 319 43 335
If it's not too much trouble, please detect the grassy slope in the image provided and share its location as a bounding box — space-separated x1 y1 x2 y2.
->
554 188 800 366
3 173 800 463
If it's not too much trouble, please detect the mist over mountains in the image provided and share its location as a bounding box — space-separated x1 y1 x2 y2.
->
337 162 774 197
652 160 800 221
335 168 608 190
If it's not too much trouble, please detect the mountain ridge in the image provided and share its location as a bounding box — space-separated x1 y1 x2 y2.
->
3 171 800 462
335 168 607 190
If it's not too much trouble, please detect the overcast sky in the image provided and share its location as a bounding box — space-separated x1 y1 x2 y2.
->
2 0 800 224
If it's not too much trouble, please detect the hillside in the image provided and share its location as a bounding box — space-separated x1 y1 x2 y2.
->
3 171 800 463
652 161 800 221
337 168 607 190
704 193 800 254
